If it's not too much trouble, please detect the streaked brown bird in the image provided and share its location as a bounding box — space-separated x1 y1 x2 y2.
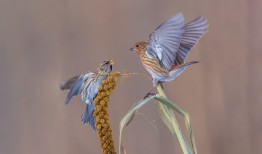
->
130 13 208 86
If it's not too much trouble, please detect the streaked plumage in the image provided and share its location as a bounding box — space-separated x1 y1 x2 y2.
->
131 13 208 86
60 60 114 130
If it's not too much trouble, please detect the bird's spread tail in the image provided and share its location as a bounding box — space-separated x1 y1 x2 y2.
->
165 61 198 82
82 104 96 130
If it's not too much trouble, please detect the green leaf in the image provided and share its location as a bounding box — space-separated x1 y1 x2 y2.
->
154 96 196 154
119 95 156 154
118 85 197 154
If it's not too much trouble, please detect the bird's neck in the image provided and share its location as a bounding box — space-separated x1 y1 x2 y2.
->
137 49 146 56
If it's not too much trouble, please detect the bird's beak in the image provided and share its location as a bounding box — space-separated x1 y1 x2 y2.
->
108 59 114 65
130 47 134 52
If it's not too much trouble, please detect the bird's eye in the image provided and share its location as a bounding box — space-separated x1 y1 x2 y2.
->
136 45 139 48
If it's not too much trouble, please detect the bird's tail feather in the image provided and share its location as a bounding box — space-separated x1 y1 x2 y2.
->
82 104 96 130
165 61 198 82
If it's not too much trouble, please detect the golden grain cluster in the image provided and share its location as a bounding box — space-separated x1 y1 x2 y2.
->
93 71 120 154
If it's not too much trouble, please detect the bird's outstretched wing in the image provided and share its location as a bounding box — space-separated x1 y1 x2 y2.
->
65 72 92 105
147 13 208 70
174 16 208 65
147 13 185 70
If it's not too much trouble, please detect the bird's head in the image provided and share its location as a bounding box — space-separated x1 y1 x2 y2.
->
130 42 147 54
98 60 114 75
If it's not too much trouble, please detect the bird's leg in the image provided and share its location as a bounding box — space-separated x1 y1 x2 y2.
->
143 87 156 99
144 82 164 99
158 82 164 90
144 92 156 99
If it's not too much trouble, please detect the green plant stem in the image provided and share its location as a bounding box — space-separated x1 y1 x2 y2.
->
156 85 192 154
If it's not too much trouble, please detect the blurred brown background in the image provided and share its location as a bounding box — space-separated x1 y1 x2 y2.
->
0 0 261 154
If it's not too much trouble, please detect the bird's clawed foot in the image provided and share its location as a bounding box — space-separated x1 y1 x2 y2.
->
143 92 156 99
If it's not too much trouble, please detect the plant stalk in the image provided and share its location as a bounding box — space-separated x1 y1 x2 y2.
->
156 85 192 154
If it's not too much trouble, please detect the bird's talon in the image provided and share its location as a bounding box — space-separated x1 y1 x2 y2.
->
144 92 156 99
